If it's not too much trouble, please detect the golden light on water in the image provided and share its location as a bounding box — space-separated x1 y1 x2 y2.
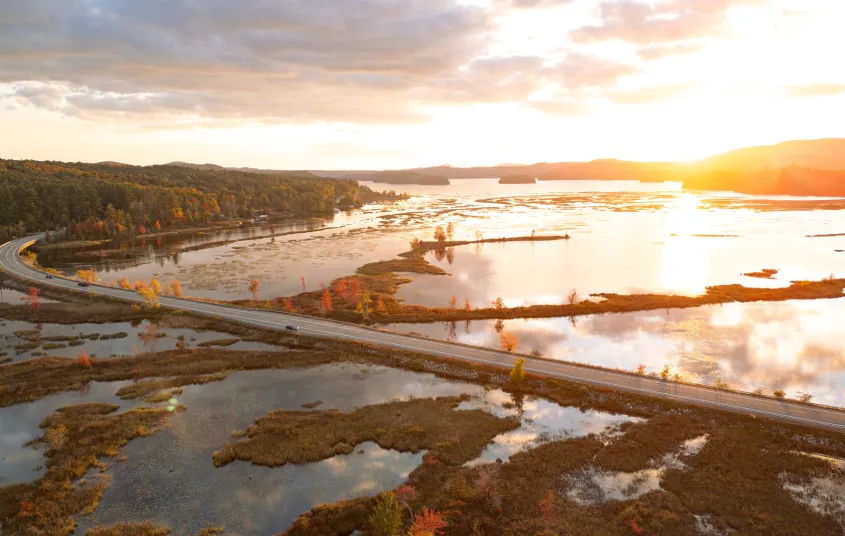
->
660 195 711 294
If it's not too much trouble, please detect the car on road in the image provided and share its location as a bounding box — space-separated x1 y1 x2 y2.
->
46 274 54 279
285 324 299 331
78 282 90 287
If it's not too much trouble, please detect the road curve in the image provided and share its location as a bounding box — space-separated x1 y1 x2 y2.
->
3 234 845 432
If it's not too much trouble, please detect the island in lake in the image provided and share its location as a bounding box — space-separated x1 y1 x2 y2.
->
499 175 536 184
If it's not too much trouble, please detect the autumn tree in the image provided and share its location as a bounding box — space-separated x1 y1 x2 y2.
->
169 280 183 298
475 230 484 242
347 279 361 303
446 222 455 240
356 290 373 319
117 277 132 290
774 389 786 398
46 424 68 450
449 295 457 310
376 296 386 313
155 220 162 232
492 297 505 310
150 278 162 296
510 358 526 384
283 298 297 313
410 237 422 249
797 392 814 403
395 485 417 517
368 491 403 536
500 332 519 352
660 365 671 380
434 226 447 243
76 269 97 284
335 279 348 301
77 350 92 368
139 323 159 354
248 279 261 302
22 286 41 316
321 288 333 313
136 283 160 309
409 508 448 536
464 297 471 311
636 364 647 375
567 289 580 305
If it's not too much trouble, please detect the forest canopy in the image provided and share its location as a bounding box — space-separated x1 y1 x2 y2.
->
0 160 370 242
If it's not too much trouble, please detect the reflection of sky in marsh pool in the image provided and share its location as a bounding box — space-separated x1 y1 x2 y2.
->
76 365 488 535
383 298 845 407
0 381 144 485
0 319 280 362
457 388 639 466
37 180 845 303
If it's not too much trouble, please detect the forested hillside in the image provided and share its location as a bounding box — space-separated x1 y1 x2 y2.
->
0 160 364 242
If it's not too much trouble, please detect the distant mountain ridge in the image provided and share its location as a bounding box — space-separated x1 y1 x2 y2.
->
165 138 845 193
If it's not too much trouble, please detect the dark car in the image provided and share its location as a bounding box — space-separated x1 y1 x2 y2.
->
46 274 54 279
285 324 299 331
78 282 90 287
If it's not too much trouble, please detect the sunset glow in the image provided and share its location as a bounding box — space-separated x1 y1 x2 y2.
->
2 0 844 168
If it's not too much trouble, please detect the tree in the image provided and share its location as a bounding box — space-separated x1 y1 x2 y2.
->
283 298 296 313
660 365 671 380
117 277 133 290
139 323 159 354
356 290 373 319
376 296 386 313
449 295 457 310
395 485 417 517
368 491 403 536
77 269 97 284
410 237 422 249
464 297 471 311
335 279 348 301
492 297 505 310
434 226 447 243
446 222 455 240
248 279 261 302
169 280 183 298
136 283 159 309
46 424 68 450
321 288 333 312
155 220 162 232
22 286 41 316
150 278 162 296
347 279 361 303
77 350 92 368
500 332 519 352
567 289 580 305
409 507 448 536
774 389 786 398
636 364 647 375
510 358 526 384
475 230 483 242
796 392 814 403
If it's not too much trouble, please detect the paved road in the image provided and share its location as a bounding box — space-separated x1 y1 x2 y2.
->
3 234 845 432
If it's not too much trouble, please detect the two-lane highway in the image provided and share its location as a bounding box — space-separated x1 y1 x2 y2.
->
3 234 845 432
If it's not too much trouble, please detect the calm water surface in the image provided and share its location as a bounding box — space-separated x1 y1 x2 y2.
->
383 298 845 406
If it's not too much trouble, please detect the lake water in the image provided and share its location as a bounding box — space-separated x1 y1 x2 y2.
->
382 297 845 407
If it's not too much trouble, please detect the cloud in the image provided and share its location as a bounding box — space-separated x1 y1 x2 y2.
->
786 83 845 98
636 41 705 60
605 83 695 104
571 0 761 45
0 0 496 123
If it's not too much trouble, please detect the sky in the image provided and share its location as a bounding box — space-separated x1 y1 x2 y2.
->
1 0 844 170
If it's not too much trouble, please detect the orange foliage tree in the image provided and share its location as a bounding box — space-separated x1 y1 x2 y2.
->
449 295 457 310
169 280 183 298
248 279 261 302
22 286 41 316
76 269 97 284
117 277 132 290
283 298 297 313
433 226 447 243
321 288 333 312
77 350 92 368
335 279 348 301
446 222 455 240
409 507 448 536
500 332 519 352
